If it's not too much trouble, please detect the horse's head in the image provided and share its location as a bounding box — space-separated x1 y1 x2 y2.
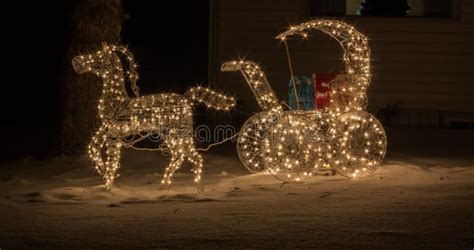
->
72 43 118 76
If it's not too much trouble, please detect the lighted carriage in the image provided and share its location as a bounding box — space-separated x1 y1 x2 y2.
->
221 19 387 182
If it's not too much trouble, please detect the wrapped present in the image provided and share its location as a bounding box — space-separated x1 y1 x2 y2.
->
328 74 352 110
288 76 315 110
312 73 336 110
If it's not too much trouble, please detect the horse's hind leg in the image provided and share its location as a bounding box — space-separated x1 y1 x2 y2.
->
103 138 122 190
187 147 204 194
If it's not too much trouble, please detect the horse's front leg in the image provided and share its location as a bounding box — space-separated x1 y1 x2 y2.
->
103 137 122 190
88 124 109 176
160 152 185 189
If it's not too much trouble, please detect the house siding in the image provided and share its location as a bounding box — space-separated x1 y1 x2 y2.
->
209 0 474 126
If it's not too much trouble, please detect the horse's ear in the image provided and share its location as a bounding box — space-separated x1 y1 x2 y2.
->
102 42 108 50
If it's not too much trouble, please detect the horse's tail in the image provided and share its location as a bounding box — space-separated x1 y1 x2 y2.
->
184 86 236 111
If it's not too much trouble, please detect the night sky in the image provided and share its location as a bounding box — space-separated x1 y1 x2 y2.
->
1 1 209 160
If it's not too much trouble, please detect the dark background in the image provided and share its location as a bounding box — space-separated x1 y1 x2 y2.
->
1 1 209 161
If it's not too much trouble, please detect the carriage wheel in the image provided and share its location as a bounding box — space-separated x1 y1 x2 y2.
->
329 111 387 178
237 111 280 173
263 111 329 182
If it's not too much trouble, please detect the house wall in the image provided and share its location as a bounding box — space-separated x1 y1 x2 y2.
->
209 0 474 127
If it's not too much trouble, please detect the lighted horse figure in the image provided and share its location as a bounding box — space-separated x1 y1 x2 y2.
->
72 44 235 193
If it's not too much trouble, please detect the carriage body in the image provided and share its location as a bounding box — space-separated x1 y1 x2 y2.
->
222 19 387 182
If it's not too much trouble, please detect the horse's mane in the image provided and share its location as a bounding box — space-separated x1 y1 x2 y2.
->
109 45 140 97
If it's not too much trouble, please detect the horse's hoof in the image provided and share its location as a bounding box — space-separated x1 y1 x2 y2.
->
104 183 114 191
196 183 205 195
159 184 170 191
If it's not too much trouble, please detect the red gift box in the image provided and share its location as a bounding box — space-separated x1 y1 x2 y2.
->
312 73 337 110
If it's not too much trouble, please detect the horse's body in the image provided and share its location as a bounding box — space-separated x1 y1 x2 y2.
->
72 44 235 192
109 93 193 136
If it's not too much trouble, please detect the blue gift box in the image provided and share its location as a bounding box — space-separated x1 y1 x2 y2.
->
288 76 315 111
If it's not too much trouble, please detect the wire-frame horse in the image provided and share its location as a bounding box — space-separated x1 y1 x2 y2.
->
72 44 236 192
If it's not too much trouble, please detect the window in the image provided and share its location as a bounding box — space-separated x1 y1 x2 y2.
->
310 0 453 18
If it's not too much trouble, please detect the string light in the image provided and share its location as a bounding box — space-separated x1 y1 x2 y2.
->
222 19 387 181
72 44 235 192
221 60 282 112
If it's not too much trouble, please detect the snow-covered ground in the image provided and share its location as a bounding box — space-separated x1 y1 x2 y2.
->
1 149 473 248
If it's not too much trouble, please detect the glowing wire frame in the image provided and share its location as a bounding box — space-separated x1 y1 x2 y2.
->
72 43 236 192
222 19 387 181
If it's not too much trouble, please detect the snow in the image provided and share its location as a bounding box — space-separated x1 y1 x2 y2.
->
0 149 473 248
